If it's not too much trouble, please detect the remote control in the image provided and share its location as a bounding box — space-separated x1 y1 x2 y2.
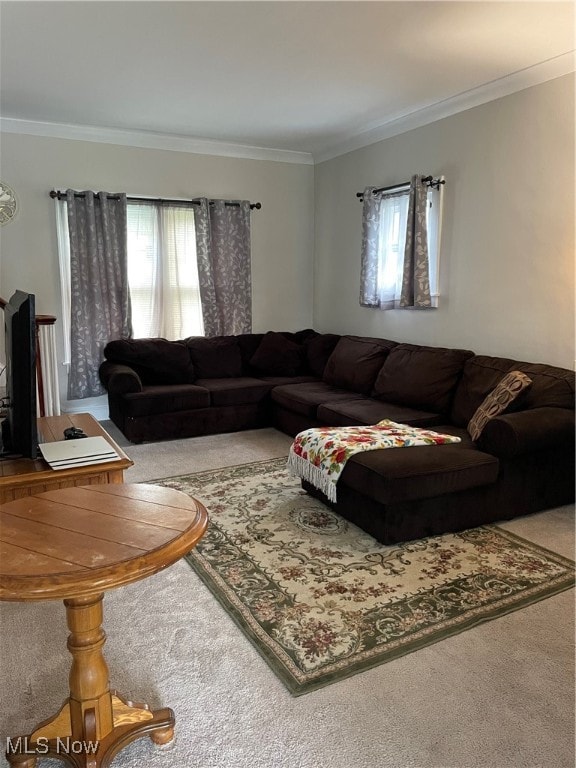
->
63 427 87 440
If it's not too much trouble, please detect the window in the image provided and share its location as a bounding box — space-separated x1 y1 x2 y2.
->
56 199 204 366
127 202 204 340
375 190 410 308
360 178 444 310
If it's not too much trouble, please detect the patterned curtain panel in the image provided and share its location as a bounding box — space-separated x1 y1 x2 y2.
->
194 198 252 336
400 175 432 308
359 186 383 308
66 190 132 399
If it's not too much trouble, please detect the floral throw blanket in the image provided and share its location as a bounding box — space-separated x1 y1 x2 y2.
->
287 419 461 503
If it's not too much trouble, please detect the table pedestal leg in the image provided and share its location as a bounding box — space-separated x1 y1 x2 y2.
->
6 594 175 767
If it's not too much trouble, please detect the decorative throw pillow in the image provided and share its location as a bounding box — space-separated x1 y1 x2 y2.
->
467 370 532 441
305 333 341 377
249 331 303 376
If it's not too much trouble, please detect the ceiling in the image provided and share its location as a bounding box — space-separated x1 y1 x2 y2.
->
1 1 574 162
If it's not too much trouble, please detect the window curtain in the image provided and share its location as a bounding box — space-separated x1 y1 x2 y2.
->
194 199 252 336
359 175 433 310
359 185 410 310
359 186 382 308
126 202 204 340
66 190 132 399
400 175 432 308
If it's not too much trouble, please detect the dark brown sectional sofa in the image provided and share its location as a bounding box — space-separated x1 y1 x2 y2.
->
99 330 575 544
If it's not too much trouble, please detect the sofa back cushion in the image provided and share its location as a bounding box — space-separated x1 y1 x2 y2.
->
451 355 575 426
186 336 242 378
281 328 318 346
305 333 341 377
250 331 304 376
372 343 474 414
103 338 195 385
323 335 396 394
235 333 265 374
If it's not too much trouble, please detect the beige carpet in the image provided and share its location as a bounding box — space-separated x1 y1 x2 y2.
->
0 426 574 768
159 458 575 696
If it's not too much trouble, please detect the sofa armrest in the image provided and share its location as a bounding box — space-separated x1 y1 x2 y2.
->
476 407 575 458
99 361 143 395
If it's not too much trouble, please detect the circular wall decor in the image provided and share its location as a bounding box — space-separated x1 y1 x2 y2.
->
0 182 18 225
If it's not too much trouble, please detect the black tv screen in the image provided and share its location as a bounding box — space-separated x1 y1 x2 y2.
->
2 290 38 459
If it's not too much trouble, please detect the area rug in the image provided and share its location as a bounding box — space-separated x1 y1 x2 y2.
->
155 458 575 696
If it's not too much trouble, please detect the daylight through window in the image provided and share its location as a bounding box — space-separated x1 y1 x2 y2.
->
360 178 444 310
376 186 441 309
127 202 204 340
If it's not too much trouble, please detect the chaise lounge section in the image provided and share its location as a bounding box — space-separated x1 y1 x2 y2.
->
99 330 575 544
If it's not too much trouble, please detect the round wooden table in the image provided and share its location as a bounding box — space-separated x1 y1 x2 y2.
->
0 483 208 768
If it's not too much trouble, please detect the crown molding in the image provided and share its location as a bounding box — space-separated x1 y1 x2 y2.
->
0 118 314 166
1 52 573 166
314 51 576 163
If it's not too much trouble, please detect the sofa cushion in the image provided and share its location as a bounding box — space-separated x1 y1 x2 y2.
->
451 355 575 427
186 336 242 378
372 343 474 413
339 444 498 505
121 383 210 417
249 331 304 376
256 375 319 386
104 338 195 385
282 328 318 345
235 333 265 373
271 381 365 418
195 377 272 407
467 370 532 441
305 333 341 377
323 336 396 394
317 399 442 429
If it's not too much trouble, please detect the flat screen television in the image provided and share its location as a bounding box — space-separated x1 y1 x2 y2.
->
1 290 38 459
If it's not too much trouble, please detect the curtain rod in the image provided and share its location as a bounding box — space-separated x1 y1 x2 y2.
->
356 175 445 202
49 190 261 210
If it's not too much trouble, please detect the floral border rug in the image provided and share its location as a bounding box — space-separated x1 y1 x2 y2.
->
155 458 575 696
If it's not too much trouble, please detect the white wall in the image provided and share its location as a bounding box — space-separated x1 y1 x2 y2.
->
1 75 574 421
0 134 315 415
314 75 575 369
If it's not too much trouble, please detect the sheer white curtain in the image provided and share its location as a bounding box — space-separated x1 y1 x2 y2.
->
376 191 410 309
426 183 443 305
127 202 204 340
55 200 72 366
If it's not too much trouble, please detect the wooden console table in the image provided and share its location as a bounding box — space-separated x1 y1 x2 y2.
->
0 482 209 767
0 414 133 504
